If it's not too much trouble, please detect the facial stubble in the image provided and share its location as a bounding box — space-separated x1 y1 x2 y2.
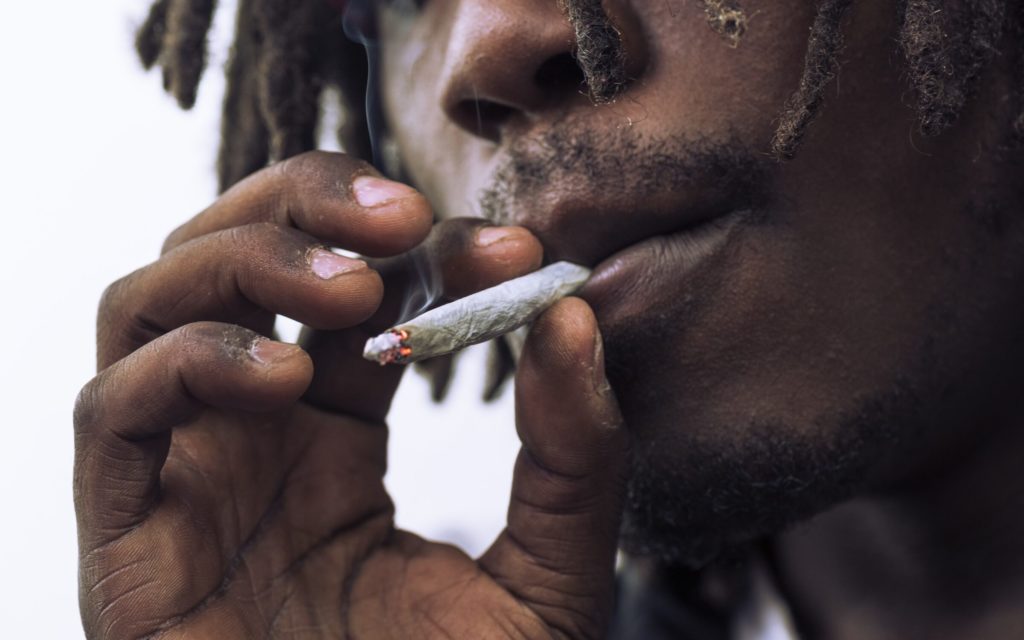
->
475 121 1015 569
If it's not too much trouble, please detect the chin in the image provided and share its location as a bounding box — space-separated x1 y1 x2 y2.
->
611 364 921 568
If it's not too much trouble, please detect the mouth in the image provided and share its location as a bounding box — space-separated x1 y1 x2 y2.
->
578 209 747 315
475 129 767 320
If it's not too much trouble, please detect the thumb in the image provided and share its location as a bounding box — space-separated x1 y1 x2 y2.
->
478 297 628 639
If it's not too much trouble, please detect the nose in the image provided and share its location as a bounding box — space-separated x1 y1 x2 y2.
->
439 0 645 141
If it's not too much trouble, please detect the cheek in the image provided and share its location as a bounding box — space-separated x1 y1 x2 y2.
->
378 0 821 213
380 13 438 175
621 0 818 147
379 8 486 217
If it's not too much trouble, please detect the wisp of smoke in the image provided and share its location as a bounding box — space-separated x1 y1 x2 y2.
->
396 246 444 324
342 0 445 323
342 0 385 167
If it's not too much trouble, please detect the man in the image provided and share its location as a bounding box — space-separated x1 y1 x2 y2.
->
74 0 1024 637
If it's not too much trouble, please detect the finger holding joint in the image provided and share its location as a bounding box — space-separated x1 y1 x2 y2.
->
163 151 433 257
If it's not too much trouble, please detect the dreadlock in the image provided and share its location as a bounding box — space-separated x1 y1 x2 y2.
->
136 0 170 70
703 0 748 47
165 0 218 108
136 0 1023 180
772 0 853 159
898 0 1007 136
559 0 627 102
134 0 1024 400
217 0 269 190
560 0 1022 158
136 0 369 192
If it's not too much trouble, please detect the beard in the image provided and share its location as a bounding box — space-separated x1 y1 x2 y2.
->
615 379 914 568
476 118 1024 570
605 223 1022 569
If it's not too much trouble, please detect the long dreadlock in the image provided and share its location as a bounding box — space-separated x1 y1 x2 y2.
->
560 0 627 102
136 0 1023 183
136 0 368 192
772 0 853 159
898 0 1008 136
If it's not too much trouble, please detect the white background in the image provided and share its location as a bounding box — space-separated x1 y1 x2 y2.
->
0 1 519 635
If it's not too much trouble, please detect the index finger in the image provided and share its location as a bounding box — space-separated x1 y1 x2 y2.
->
162 151 434 257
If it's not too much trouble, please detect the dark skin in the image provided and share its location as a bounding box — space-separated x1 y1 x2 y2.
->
78 1 1024 639
76 151 625 639
378 0 1024 637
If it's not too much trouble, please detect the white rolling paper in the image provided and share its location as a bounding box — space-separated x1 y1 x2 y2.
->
364 261 592 365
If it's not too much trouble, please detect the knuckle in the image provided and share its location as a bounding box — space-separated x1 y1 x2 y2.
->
280 149 361 179
176 321 257 362
98 269 157 336
96 269 165 358
221 222 314 272
433 217 483 253
97 273 133 320
161 220 190 255
275 150 369 201
212 224 280 273
96 272 162 366
74 377 106 436
219 222 260 250
278 149 333 174
272 151 331 194
230 220 306 245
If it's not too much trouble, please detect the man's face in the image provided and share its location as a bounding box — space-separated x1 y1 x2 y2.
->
376 0 1024 564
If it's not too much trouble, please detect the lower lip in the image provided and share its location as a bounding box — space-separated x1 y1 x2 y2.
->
579 210 746 311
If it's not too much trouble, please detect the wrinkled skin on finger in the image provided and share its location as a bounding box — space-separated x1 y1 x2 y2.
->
75 152 625 639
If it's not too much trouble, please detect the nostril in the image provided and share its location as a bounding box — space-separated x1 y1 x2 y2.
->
477 99 516 124
535 53 586 96
448 53 585 142
451 98 516 142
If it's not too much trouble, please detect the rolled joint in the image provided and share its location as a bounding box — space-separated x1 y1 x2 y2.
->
363 329 412 365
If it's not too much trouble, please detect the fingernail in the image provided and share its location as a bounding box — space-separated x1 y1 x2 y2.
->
250 339 294 365
352 175 418 208
311 249 366 280
475 226 520 247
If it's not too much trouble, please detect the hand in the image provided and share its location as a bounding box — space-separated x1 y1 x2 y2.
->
74 151 628 639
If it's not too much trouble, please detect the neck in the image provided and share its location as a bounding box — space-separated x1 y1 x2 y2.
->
773 407 1024 640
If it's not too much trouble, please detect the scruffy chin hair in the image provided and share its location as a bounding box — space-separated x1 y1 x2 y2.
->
136 0 1024 187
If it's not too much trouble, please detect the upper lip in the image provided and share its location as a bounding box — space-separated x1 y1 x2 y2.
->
492 190 740 268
